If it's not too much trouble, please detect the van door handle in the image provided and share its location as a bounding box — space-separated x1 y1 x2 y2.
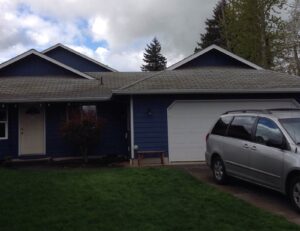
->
251 146 257 151
243 143 249 149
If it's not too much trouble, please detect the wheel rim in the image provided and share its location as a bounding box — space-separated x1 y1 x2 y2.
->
293 182 300 208
214 160 224 181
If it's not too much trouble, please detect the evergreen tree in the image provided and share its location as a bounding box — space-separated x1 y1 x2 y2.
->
223 0 286 69
195 0 227 52
141 37 167 71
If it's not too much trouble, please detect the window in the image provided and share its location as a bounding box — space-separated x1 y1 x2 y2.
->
211 116 232 136
67 105 97 121
0 109 8 139
255 118 284 149
227 116 256 141
279 118 300 144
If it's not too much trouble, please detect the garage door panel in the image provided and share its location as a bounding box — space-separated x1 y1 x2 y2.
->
168 99 299 162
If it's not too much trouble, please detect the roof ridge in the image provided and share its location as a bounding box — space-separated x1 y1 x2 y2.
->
116 70 165 91
42 43 118 72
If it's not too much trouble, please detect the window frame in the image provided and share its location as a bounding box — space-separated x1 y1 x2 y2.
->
0 108 8 140
253 116 289 150
226 115 257 142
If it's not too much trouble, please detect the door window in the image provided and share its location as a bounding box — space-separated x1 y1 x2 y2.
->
255 118 284 149
211 116 232 136
227 116 256 141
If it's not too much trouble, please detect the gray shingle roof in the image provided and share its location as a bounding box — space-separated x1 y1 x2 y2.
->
86 72 152 89
0 77 111 102
115 68 300 94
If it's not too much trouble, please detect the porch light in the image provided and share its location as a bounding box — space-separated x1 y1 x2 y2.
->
147 108 152 116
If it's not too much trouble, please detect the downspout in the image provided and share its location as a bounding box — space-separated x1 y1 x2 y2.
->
130 96 135 165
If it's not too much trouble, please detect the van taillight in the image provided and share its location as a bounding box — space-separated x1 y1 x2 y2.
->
206 133 210 142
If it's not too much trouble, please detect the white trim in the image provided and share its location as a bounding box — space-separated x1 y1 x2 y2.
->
130 96 135 160
0 49 94 80
167 98 299 163
42 43 118 72
167 44 264 70
0 107 8 140
18 104 46 156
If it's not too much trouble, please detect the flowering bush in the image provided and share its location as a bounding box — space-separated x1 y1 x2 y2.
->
61 113 104 163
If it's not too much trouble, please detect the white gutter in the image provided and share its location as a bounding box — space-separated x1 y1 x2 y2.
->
130 96 135 165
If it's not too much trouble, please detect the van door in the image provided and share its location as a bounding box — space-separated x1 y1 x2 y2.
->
222 116 257 178
249 117 285 189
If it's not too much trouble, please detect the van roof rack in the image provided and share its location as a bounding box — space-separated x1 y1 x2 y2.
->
223 109 270 115
223 108 300 115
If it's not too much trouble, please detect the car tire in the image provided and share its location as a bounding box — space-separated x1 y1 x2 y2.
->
212 156 227 184
288 176 300 212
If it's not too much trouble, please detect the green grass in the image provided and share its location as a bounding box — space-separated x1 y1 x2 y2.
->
0 167 298 231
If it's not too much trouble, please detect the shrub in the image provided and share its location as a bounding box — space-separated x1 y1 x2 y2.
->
61 113 104 163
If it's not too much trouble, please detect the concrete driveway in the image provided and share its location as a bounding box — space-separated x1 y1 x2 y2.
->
176 164 300 225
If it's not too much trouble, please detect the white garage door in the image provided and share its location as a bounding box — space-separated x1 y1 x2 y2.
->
167 99 299 162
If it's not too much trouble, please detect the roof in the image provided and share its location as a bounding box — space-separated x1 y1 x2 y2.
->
167 45 263 70
86 72 153 89
0 77 111 103
115 68 300 94
0 49 94 80
43 43 118 72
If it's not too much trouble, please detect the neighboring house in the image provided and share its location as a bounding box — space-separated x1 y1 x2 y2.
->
0 43 300 163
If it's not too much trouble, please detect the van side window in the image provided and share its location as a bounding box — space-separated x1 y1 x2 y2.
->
211 116 232 136
255 118 284 149
227 116 256 141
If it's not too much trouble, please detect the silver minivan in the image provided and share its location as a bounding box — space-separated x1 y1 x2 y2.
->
205 109 300 211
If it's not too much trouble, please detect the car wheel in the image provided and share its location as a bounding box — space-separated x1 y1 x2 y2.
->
212 156 227 184
289 176 300 212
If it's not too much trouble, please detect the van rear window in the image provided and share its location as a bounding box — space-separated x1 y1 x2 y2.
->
211 116 232 136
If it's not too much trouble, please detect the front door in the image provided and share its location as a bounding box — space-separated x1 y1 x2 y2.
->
19 104 45 155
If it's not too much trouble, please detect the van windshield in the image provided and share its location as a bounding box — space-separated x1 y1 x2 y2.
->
280 118 300 144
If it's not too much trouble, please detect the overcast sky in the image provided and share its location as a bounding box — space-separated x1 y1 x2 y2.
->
0 0 220 71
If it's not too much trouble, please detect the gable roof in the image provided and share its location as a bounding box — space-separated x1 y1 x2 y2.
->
115 68 300 94
0 49 94 79
43 43 117 72
167 45 263 70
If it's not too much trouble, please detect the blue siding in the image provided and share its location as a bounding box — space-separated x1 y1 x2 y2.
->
0 54 79 77
44 47 112 72
133 94 299 157
133 96 172 157
176 49 253 69
0 105 18 159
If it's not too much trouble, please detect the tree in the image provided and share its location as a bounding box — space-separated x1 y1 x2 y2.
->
195 0 227 52
141 37 167 71
274 0 300 75
223 0 286 69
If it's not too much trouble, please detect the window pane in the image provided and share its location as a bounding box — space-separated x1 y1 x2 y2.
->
82 105 97 120
211 116 232 136
67 106 81 121
228 116 256 141
280 118 300 144
0 110 7 121
0 122 6 138
255 118 283 148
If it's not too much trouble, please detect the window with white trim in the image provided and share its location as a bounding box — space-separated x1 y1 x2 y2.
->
0 109 8 139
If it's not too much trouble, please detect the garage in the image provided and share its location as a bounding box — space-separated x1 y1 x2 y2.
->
167 99 299 162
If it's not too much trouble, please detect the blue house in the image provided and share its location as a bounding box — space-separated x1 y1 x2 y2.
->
0 43 300 164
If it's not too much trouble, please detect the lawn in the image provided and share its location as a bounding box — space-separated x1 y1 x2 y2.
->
0 167 298 231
